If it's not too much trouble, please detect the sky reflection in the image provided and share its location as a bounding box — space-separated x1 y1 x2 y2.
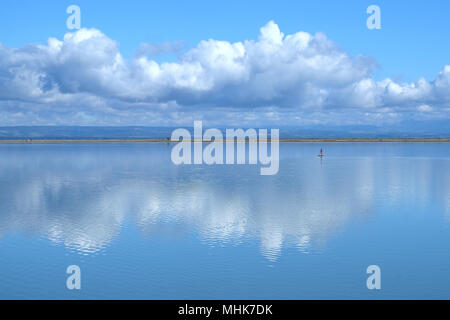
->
0 143 449 261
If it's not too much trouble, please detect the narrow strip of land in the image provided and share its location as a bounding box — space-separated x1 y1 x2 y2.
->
0 138 449 143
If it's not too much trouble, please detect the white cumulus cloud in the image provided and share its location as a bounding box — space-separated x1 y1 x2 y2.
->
0 21 448 126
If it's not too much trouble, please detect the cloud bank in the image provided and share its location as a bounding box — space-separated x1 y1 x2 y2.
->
0 21 449 126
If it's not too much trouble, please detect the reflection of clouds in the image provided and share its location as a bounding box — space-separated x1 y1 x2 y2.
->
136 157 378 260
0 146 130 254
130 167 374 260
0 144 449 259
1 171 126 255
136 183 250 243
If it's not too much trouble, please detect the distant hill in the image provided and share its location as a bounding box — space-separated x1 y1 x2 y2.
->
0 121 449 140
0 126 175 140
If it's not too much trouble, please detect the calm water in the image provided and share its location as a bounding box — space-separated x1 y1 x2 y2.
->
0 142 449 299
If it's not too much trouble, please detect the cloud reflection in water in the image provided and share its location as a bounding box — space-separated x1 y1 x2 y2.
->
0 143 448 261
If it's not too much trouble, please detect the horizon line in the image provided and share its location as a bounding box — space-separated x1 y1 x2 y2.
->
1 138 450 144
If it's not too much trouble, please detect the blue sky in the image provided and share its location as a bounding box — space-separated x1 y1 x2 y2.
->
0 0 449 128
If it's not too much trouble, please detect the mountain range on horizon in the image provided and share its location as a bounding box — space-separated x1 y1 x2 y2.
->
1 120 449 140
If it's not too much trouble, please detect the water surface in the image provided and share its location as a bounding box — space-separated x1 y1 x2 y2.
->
0 143 449 299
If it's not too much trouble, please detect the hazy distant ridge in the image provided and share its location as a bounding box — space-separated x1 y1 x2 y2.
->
0 123 449 140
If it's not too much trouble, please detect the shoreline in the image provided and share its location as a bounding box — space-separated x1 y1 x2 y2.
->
1 138 450 143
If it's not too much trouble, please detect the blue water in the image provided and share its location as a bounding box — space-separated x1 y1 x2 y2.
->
0 142 449 299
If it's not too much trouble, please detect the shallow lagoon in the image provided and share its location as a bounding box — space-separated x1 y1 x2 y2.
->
0 142 449 299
